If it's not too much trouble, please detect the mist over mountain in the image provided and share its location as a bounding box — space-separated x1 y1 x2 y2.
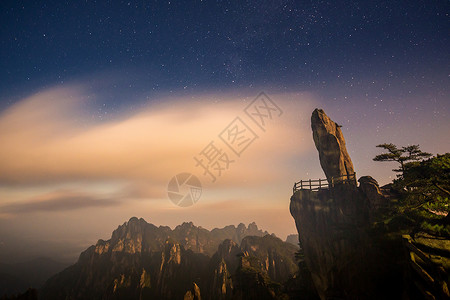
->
0 257 67 296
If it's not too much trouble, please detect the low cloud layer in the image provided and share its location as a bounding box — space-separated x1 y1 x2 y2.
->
0 86 315 186
0 85 318 218
0 190 118 215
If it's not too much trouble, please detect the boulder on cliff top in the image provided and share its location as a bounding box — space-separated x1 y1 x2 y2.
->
311 108 355 184
358 175 385 212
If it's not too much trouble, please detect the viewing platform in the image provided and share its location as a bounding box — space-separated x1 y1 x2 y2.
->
292 173 357 194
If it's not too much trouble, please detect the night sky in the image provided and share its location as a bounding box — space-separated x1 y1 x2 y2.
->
2 1 448 102
0 1 449 262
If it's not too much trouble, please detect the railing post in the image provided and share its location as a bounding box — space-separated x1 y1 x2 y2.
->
309 179 311 189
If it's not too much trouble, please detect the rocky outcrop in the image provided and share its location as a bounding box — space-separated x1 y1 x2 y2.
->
290 109 402 299
210 222 269 246
231 236 299 300
311 109 355 184
290 186 372 299
205 235 299 300
232 254 279 300
208 239 240 300
240 235 298 284
285 234 299 247
358 176 385 212
184 282 202 300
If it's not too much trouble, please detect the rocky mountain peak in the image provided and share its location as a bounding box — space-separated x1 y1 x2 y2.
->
41 218 299 300
178 221 195 228
216 239 240 264
237 223 246 231
285 234 299 247
247 222 258 232
111 217 148 241
311 108 355 183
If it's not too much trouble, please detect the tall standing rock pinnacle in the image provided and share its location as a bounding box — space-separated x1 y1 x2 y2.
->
311 108 355 183
290 109 394 299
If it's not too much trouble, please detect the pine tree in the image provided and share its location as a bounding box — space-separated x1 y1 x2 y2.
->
373 143 432 175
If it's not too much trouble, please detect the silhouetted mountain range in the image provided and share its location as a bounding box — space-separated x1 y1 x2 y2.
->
36 217 301 300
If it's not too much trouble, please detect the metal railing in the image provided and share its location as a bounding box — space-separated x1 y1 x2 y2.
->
292 173 357 194
293 178 329 193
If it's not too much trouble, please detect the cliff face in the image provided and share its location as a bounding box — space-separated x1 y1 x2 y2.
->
206 235 299 300
40 218 298 300
290 109 393 300
290 186 372 299
208 239 240 300
231 236 299 300
240 235 298 284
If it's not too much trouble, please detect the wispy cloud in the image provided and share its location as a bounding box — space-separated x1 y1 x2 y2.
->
0 190 118 215
0 85 317 189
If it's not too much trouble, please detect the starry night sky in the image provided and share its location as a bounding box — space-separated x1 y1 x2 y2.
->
0 1 449 261
2 1 448 104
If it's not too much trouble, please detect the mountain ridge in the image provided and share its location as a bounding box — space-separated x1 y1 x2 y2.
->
39 217 301 300
94 216 272 257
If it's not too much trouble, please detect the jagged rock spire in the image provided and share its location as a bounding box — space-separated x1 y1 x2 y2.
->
311 108 355 183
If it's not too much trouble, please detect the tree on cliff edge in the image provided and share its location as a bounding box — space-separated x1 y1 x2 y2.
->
401 153 450 225
373 143 432 176
374 144 450 229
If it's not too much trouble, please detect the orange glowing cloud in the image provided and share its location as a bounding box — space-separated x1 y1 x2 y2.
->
0 84 321 231
0 86 317 189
